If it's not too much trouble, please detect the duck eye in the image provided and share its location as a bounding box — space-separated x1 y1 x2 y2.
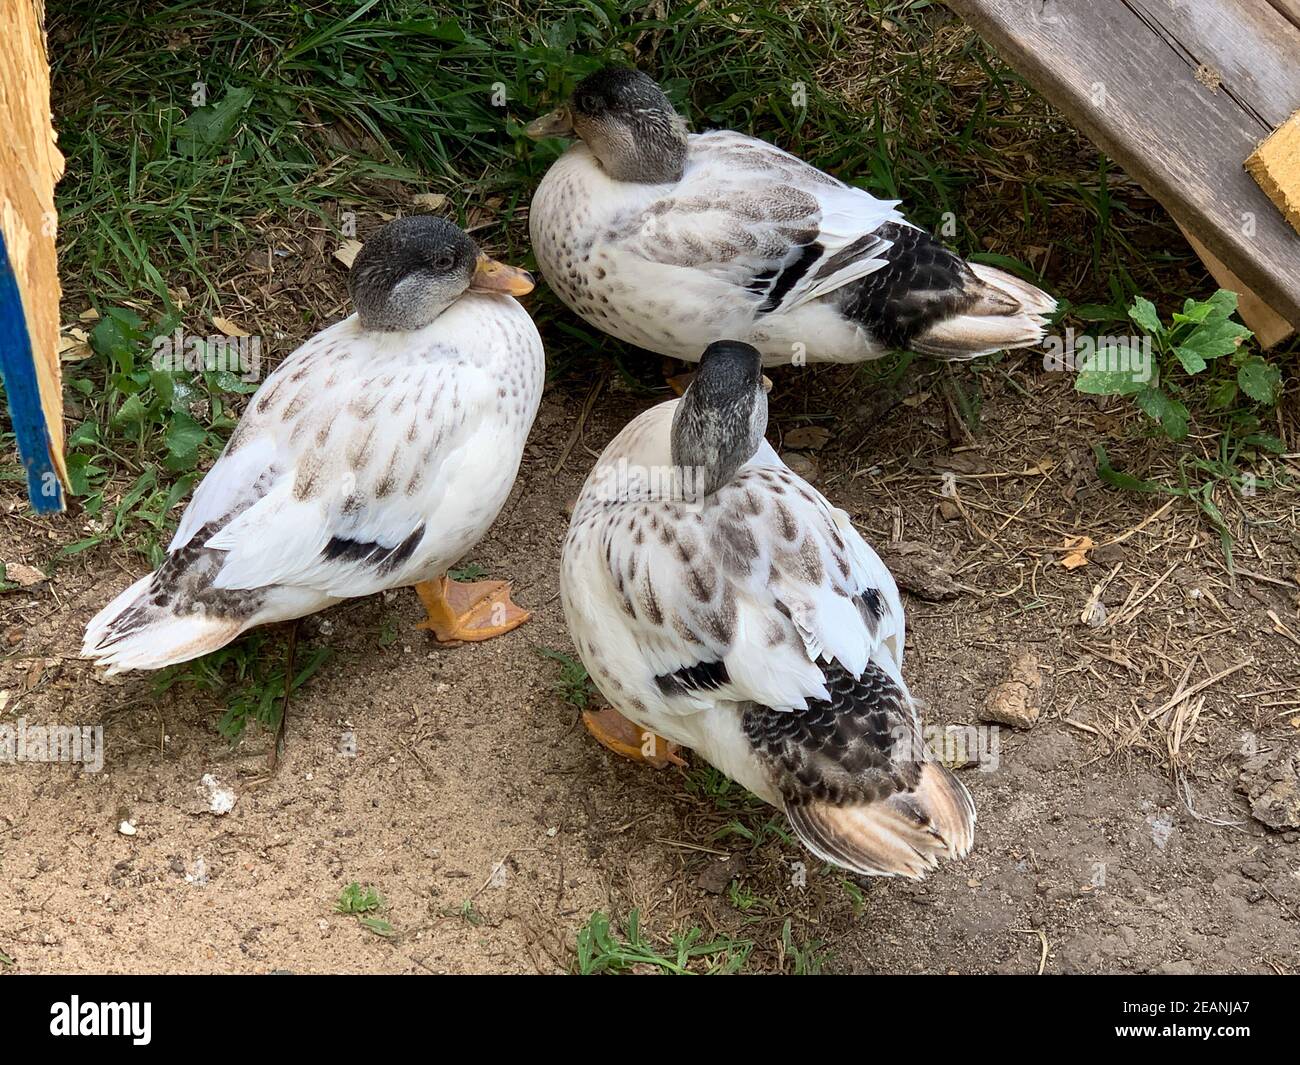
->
431 252 455 272
580 93 601 113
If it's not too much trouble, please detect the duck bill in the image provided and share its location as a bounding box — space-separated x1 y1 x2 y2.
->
469 254 535 296
524 107 574 140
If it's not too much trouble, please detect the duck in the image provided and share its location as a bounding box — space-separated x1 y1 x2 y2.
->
527 65 1055 368
83 215 544 675
560 340 975 877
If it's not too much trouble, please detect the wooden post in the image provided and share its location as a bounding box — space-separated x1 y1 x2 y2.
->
0 0 66 512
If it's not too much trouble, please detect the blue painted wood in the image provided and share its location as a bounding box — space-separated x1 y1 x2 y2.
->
0 225 64 512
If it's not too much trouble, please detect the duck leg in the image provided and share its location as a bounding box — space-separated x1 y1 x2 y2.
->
581 705 685 769
661 357 695 397
414 575 530 643
266 619 298 772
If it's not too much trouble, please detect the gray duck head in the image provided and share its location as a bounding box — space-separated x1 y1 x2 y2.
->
348 215 534 332
671 340 769 499
525 65 688 185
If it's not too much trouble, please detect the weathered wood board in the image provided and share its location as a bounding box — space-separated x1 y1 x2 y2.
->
0 0 65 511
946 0 1300 329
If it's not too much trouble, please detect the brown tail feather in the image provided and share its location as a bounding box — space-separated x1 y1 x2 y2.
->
786 763 976 879
911 263 1056 360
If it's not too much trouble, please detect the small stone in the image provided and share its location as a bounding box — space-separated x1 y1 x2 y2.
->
1239 861 1270 883
3 562 45 587
1091 542 1128 565
1238 744 1300 830
980 648 1042 729
781 451 819 481
694 854 744 895
197 773 236 815
783 426 831 451
874 541 963 601
117 820 137 837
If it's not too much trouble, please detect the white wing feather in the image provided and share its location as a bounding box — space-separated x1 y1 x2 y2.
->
623 131 905 313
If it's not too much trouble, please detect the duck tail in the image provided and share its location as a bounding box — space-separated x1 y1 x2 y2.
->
786 762 976 879
908 261 1057 360
82 573 244 675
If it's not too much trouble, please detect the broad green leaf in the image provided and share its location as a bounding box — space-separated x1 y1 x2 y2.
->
1178 317 1251 362
66 421 98 448
164 411 207 459
208 369 261 394
176 87 255 156
1072 303 1123 323
1174 299 1213 326
1128 296 1163 336
1241 432 1285 454
1075 343 1150 395
1173 345 1206 374
1205 289 1238 320
111 394 148 427
64 453 104 497
90 309 145 372
150 370 176 408
1237 356 1281 403
1206 379 1238 410
1136 387 1190 440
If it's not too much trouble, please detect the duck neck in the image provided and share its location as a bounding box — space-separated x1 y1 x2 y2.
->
598 115 688 184
670 385 766 500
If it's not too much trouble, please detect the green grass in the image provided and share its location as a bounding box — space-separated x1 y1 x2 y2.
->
153 630 331 742
572 907 831 974
536 646 596 709
574 908 753 974
335 882 395 937
780 917 828 975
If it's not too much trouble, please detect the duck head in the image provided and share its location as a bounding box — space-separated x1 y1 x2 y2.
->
348 216 534 332
672 341 769 499
525 65 687 185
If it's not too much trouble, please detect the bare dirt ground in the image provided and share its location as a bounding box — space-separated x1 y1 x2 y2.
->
3 334 1299 972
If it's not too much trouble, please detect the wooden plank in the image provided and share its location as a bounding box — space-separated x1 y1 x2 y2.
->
1121 0 1300 129
1267 0 1300 33
0 0 65 510
946 0 1300 329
